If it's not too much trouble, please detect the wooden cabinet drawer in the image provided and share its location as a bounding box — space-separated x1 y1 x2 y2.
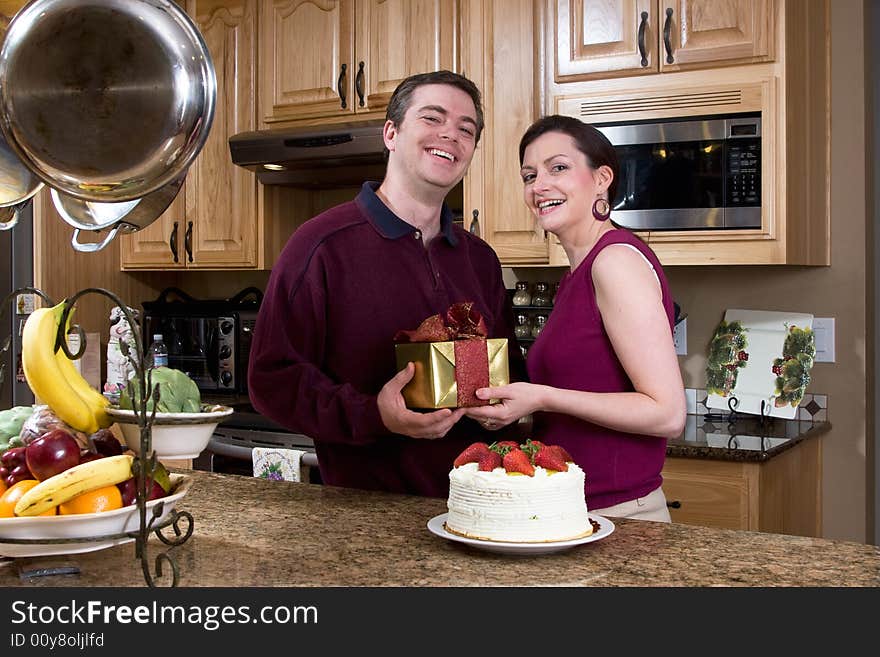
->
662 458 752 530
662 471 749 530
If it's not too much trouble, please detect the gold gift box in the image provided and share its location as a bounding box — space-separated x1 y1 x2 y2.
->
394 338 509 409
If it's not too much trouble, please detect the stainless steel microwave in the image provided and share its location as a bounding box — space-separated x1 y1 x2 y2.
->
595 113 761 231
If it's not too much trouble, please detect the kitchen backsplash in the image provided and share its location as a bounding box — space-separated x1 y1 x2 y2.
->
686 388 828 422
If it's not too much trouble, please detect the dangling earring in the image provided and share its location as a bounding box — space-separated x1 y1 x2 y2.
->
592 197 611 222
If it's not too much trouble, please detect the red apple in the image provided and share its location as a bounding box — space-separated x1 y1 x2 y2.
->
7 463 34 486
1 447 34 487
1 446 26 468
25 430 81 481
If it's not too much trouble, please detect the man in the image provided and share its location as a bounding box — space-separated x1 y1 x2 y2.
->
248 70 524 497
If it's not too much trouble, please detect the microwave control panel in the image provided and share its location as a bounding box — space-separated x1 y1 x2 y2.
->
217 315 236 388
726 140 761 207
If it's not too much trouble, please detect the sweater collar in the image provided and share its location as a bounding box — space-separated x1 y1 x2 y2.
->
356 181 458 246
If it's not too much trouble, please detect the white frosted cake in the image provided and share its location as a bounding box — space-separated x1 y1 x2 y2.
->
445 440 592 543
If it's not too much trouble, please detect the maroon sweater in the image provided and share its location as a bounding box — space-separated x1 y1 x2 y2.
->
527 230 674 510
248 182 524 497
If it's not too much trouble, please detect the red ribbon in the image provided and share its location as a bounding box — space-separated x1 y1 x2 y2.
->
393 302 488 343
394 302 491 407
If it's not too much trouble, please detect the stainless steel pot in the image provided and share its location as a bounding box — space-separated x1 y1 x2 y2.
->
0 0 215 203
51 173 185 253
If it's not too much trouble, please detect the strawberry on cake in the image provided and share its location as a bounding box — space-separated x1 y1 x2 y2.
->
445 440 592 543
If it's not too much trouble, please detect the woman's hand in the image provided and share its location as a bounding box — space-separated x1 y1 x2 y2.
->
464 382 544 430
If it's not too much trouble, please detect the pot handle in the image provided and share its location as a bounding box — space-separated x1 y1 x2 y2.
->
0 210 20 230
0 202 27 230
71 225 121 253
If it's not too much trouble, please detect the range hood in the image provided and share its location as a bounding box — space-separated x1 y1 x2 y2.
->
228 120 387 187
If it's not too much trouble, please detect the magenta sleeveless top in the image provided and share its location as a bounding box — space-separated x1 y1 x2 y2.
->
526 230 674 509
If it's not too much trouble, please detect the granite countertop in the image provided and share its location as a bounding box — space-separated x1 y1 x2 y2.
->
667 414 830 462
1 469 875 587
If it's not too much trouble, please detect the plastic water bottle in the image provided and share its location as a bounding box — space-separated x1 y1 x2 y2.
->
147 334 168 369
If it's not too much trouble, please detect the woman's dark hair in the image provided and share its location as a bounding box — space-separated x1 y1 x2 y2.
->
519 115 619 204
385 70 484 143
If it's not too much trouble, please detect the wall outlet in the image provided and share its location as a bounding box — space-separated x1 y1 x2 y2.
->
812 317 835 363
673 317 687 356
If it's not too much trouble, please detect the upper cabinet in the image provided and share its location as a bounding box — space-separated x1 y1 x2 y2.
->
260 0 459 125
122 0 259 270
554 0 773 82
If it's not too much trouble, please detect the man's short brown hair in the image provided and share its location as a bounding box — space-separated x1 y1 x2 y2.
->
385 70 484 144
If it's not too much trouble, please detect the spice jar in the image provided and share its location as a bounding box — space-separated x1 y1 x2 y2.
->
531 314 547 338
532 282 553 307
514 313 531 340
552 282 560 306
520 344 529 359
512 281 532 307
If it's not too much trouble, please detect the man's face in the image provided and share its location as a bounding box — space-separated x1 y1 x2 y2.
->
383 84 479 192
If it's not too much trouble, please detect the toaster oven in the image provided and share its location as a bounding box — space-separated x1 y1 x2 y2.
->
141 287 262 396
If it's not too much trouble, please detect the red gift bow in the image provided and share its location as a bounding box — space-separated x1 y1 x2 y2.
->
393 302 488 343
394 302 491 407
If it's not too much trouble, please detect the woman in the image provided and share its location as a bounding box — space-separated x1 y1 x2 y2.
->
466 115 686 521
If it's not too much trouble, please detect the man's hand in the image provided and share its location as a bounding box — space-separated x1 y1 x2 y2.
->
378 362 466 439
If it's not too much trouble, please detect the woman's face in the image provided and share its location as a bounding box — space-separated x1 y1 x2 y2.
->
520 131 604 235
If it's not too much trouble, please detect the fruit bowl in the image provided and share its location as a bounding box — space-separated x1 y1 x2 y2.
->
106 405 233 459
0 474 192 558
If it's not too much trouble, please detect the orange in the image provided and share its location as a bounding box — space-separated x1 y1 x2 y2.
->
0 480 6 496
0 480 56 517
59 485 123 515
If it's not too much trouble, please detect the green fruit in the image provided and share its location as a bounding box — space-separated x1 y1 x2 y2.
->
151 461 172 493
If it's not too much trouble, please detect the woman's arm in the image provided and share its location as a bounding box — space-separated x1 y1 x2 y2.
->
544 245 685 436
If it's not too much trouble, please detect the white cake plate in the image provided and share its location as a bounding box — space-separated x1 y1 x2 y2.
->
427 512 614 555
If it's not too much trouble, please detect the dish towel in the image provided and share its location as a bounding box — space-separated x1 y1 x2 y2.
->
252 447 306 482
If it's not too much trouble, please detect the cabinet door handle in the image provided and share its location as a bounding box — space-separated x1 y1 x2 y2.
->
185 221 193 263
637 11 649 67
355 61 365 107
337 63 347 109
469 209 480 237
663 7 674 64
169 221 179 263
667 500 681 509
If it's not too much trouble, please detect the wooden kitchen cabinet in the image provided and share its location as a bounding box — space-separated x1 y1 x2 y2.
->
121 0 259 270
0 0 25 29
553 0 773 83
260 0 459 125
662 437 821 536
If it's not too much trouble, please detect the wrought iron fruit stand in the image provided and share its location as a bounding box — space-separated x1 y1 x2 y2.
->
0 286 194 587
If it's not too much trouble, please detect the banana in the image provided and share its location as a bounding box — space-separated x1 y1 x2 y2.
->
14 454 134 517
54 311 111 430
22 302 99 434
